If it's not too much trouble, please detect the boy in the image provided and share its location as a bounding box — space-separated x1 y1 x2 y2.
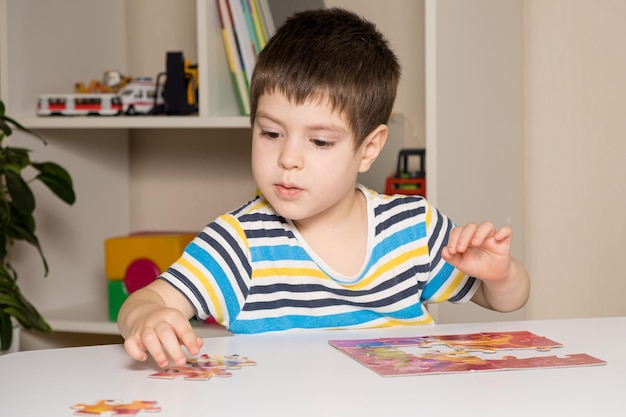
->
118 8 530 368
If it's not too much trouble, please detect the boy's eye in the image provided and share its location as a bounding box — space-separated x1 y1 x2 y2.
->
260 130 281 139
312 138 333 148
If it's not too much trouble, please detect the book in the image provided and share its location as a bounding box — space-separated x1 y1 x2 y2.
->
256 0 276 41
248 0 267 49
242 0 261 54
216 0 250 115
228 0 257 85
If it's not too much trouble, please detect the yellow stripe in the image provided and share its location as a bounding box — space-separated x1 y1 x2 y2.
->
220 214 249 251
179 257 224 322
425 201 433 228
344 246 428 290
435 270 467 302
252 267 329 280
248 198 268 213
221 30 236 72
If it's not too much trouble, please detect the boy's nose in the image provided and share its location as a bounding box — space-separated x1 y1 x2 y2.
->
278 142 303 170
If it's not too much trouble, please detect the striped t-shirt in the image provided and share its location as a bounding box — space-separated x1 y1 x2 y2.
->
160 185 480 334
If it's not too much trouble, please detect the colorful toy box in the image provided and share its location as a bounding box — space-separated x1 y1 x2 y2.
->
104 232 196 321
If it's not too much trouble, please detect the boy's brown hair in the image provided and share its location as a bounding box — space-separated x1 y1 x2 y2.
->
249 8 401 149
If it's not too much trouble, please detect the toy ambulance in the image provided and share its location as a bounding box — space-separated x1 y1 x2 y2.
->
118 78 164 115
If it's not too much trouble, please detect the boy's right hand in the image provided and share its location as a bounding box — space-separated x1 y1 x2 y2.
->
123 307 204 368
118 280 204 368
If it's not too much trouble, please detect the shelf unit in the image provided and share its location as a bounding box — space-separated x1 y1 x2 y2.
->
0 0 253 342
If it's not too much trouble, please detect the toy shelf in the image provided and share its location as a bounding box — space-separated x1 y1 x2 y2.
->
18 115 250 130
0 0 244 127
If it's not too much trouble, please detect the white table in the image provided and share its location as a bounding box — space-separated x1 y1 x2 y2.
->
1 317 624 416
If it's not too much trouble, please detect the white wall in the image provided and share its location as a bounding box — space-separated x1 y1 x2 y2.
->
524 0 626 319
425 0 525 323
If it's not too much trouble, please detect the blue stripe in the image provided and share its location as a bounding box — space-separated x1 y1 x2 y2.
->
366 221 426 270
228 302 427 334
250 244 311 262
199 224 250 297
421 262 455 300
185 242 241 321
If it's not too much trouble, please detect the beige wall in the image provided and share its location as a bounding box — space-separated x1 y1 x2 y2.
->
524 0 626 319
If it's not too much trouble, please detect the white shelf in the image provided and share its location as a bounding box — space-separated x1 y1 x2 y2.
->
42 298 232 338
20 115 251 130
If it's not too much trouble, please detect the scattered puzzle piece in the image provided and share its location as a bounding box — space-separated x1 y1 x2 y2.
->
149 353 256 381
71 400 160 416
188 353 257 369
149 366 233 381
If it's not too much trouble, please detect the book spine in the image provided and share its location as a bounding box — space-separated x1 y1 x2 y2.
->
242 0 261 54
216 0 250 115
256 0 275 40
249 0 266 49
227 0 257 84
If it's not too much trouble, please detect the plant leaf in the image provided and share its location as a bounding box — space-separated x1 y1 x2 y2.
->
31 162 73 184
32 162 76 205
0 309 12 351
5 170 36 214
0 121 11 138
6 223 49 275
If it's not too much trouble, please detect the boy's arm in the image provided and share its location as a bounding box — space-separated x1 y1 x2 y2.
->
117 279 204 367
442 222 530 312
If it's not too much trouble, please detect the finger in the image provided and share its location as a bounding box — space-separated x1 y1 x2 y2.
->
494 225 513 241
179 329 203 356
141 328 172 368
154 324 190 367
441 245 461 265
469 221 497 246
445 226 463 254
124 335 148 362
454 223 479 252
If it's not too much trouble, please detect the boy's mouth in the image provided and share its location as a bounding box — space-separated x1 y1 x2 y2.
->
275 183 303 199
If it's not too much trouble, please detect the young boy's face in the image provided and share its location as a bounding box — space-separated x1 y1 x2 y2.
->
251 91 373 224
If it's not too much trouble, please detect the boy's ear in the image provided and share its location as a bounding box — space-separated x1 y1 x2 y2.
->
358 124 388 173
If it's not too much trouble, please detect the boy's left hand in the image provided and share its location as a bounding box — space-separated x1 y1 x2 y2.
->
441 221 513 282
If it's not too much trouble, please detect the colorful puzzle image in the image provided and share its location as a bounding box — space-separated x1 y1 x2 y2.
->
71 399 160 416
149 354 256 381
329 331 606 376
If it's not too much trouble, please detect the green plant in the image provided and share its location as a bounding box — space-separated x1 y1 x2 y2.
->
0 100 76 351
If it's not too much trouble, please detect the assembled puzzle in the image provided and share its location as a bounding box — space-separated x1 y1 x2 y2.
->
149 353 256 381
329 331 606 377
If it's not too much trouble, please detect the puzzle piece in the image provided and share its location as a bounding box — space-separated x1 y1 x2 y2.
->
149 353 256 381
188 353 257 369
149 366 233 381
71 400 160 416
